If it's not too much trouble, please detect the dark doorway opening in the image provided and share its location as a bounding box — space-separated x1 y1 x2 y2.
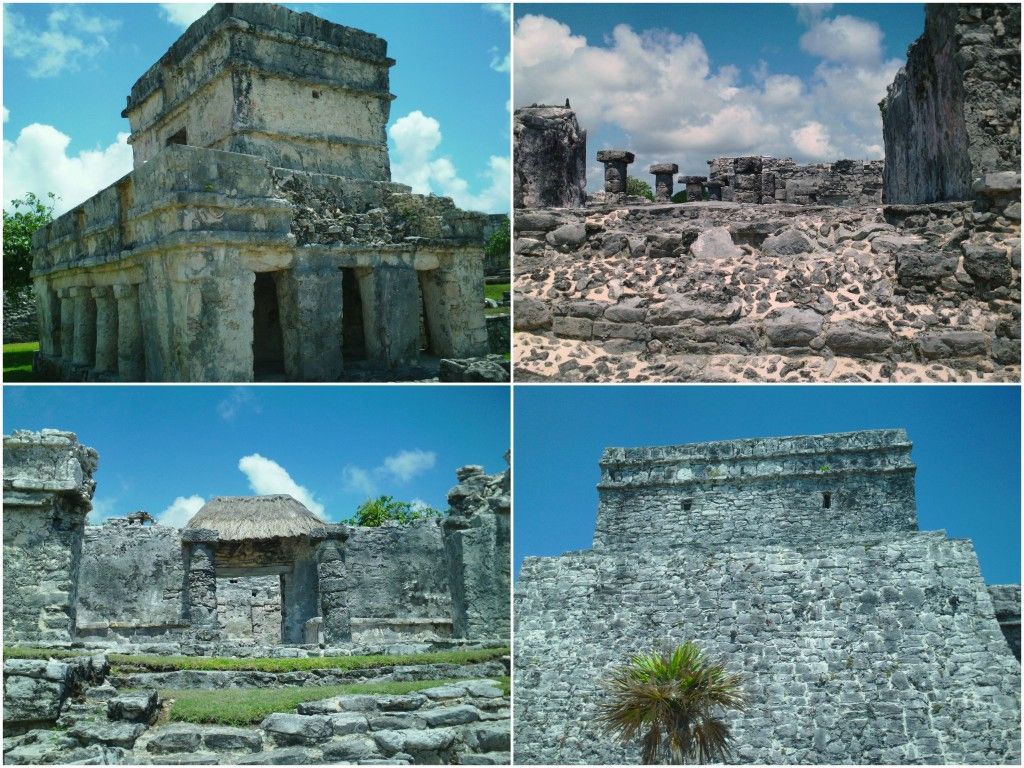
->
253 271 285 378
822 492 832 509
341 268 366 360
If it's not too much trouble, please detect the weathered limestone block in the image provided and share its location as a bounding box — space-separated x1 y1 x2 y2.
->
881 4 1021 204
514 106 587 209
596 150 635 195
3 430 98 644
648 163 678 201
989 584 1021 660
443 459 511 640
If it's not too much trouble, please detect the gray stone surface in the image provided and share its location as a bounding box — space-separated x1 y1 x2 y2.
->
514 430 1021 764
881 5 1021 204
514 106 587 209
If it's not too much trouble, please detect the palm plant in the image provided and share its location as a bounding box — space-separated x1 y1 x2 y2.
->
597 642 745 764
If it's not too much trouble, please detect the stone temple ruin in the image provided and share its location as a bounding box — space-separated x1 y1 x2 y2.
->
30 3 506 383
512 4 1021 382
3 429 510 764
514 429 1021 764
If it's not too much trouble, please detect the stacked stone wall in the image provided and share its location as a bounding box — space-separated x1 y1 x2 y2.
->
881 4 1021 204
513 196 1020 382
76 521 187 640
515 533 1021 764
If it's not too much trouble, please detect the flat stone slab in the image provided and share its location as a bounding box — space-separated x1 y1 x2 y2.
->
596 150 635 163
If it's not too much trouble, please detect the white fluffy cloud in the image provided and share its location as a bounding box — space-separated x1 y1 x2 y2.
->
158 4 214 29
342 449 438 499
514 11 901 184
238 454 325 518
3 123 132 215
800 14 884 66
4 6 120 78
483 4 510 23
389 110 509 213
158 495 206 528
490 47 511 73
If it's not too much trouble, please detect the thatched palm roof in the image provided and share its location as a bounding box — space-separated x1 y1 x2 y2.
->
185 495 321 541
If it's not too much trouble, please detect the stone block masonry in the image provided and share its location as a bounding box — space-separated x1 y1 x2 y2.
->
3 430 98 645
514 430 1021 764
881 4 1021 204
31 3 494 382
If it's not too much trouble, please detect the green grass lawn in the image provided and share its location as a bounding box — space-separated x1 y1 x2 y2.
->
4 646 509 674
3 341 40 381
485 283 510 303
161 676 510 726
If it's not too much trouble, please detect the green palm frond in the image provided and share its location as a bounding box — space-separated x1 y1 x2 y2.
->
597 641 745 764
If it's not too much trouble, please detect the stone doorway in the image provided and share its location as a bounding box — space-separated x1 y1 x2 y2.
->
253 271 285 379
216 573 283 645
418 270 443 357
341 267 367 360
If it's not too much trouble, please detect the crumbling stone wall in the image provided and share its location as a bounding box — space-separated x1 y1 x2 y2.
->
514 106 587 209
217 575 283 645
76 521 187 641
513 193 1020 382
708 156 883 206
514 431 1022 764
3 430 98 645
881 4 1021 204
989 584 1022 660
443 459 511 640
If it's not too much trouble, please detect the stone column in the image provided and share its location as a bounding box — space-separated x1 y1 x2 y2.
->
183 529 220 642
596 150 635 195
91 286 117 375
113 284 145 381
59 288 75 362
313 528 350 643
680 175 708 202
34 280 59 357
358 265 422 370
70 286 96 368
706 181 724 201
280 261 343 381
649 163 679 201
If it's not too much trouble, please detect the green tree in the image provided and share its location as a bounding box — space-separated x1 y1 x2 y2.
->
4 193 57 291
485 216 510 261
598 642 745 764
345 495 441 527
626 177 655 201
671 191 688 204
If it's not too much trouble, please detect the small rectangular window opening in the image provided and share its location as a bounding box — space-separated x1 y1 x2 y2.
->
312 90 321 99
166 128 187 147
682 499 693 512
822 492 832 509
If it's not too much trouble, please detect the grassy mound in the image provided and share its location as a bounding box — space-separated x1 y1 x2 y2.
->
161 676 510 726
4 646 509 674
3 341 39 381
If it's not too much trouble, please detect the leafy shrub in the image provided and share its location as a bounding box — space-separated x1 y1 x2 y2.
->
4 193 56 292
626 177 655 201
345 495 441 527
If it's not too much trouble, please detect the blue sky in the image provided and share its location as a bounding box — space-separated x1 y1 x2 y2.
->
514 386 1021 585
3 385 510 527
3 3 510 215
514 3 924 188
